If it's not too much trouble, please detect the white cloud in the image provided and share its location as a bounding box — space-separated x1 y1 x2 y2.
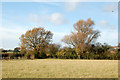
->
98 30 118 46
0 27 26 37
52 32 68 42
96 20 116 30
64 2 78 11
98 20 108 25
44 2 61 6
96 20 118 46
29 13 68 26
29 14 39 22
29 13 49 25
0 27 27 49
103 3 118 12
50 13 68 25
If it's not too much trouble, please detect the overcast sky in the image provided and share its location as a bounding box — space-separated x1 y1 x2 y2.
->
0 2 118 49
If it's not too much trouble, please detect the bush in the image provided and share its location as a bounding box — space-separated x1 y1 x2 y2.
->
56 47 77 59
10 53 24 59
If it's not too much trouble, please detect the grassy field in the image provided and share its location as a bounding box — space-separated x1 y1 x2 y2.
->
2 59 118 78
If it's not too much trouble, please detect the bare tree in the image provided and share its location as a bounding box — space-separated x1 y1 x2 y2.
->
62 18 100 57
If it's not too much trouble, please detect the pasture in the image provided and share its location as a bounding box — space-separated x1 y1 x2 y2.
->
2 59 118 78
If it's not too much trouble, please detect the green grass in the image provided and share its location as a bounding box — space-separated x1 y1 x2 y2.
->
2 59 118 78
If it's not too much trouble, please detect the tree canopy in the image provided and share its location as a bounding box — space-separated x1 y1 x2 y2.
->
62 18 100 56
20 27 53 59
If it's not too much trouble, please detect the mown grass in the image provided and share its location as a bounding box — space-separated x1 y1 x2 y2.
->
2 59 118 78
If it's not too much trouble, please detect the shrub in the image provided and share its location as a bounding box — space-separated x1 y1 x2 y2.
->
56 47 77 59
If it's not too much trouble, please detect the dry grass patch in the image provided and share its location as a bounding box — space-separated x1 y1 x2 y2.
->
2 59 118 78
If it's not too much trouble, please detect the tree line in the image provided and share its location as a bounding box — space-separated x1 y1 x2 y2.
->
4 18 119 60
